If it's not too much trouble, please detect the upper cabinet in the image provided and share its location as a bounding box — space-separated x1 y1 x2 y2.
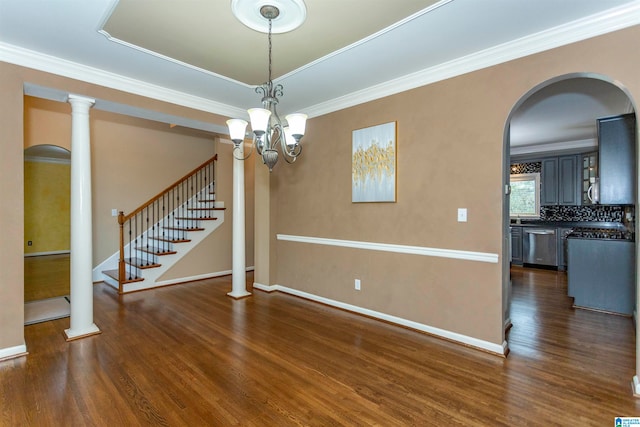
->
541 155 580 206
598 114 636 205
581 152 597 205
541 158 557 205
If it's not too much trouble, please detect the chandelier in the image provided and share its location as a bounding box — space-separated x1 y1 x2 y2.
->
226 3 308 172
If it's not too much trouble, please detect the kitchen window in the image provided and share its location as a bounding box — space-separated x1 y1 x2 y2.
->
510 173 540 219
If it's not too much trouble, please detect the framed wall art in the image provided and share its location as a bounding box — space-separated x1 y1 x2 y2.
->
352 121 397 203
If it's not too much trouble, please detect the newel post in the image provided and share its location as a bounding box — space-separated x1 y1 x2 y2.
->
118 211 125 294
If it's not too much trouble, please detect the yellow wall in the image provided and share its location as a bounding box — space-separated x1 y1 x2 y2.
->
24 160 70 254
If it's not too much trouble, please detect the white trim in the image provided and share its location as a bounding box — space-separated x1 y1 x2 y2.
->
252 282 278 293
0 41 246 119
0 344 27 361
301 2 640 117
269 284 506 355
154 270 233 288
101 266 255 290
633 375 640 396
25 250 70 257
277 234 499 263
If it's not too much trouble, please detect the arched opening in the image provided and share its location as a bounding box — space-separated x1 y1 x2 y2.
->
502 73 637 372
23 144 71 324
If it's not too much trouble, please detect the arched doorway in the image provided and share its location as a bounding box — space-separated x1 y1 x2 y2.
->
502 73 637 375
23 144 71 323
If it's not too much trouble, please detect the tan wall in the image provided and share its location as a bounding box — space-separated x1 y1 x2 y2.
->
0 65 25 352
162 140 256 280
269 26 640 346
0 62 252 354
24 161 71 253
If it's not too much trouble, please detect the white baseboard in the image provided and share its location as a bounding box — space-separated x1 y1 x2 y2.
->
253 282 277 292
24 250 70 257
258 283 507 356
0 343 27 361
118 266 257 292
154 270 233 287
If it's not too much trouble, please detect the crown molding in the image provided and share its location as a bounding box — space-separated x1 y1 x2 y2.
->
0 41 246 119
0 2 638 121
303 2 640 118
510 139 596 156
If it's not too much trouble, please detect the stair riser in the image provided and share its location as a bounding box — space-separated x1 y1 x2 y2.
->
97 175 224 290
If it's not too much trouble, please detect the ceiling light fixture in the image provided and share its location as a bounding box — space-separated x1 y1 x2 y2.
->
227 1 308 172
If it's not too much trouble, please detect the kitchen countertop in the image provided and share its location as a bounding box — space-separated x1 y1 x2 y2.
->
510 220 634 241
510 220 625 229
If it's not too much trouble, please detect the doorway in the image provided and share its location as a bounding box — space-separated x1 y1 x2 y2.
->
24 144 71 324
503 73 638 347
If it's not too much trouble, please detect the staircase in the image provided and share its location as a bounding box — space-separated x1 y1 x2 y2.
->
99 155 225 294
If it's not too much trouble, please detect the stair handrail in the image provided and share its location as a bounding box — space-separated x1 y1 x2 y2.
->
116 154 217 293
118 154 217 223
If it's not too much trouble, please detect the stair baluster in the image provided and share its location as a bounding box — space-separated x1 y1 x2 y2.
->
114 155 218 293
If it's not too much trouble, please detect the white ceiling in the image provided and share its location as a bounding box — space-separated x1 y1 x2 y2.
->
1 0 639 154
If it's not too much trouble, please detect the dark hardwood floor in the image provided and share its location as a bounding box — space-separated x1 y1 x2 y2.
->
1 267 639 425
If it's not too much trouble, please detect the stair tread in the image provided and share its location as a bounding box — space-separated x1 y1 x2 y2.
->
188 207 226 211
135 246 178 256
198 199 216 202
124 257 161 269
102 269 144 284
163 226 205 231
148 236 191 243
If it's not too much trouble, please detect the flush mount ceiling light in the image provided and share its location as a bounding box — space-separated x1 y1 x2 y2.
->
226 0 308 172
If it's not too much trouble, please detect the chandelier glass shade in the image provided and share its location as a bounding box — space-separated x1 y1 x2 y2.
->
226 4 307 172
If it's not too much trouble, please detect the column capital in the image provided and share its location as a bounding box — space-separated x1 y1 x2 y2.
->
67 94 96 107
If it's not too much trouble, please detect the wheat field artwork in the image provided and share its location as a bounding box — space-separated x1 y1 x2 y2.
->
352 122 396 202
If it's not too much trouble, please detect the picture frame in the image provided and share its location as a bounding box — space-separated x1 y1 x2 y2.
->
352 121 397 203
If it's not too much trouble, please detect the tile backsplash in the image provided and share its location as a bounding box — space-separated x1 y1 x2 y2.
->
540 205 624 222
510 161 633 223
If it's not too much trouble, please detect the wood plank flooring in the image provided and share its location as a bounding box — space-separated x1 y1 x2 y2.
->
24 254 70 302
2 267 639 425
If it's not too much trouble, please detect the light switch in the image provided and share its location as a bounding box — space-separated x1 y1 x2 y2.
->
111 209 118 217
457 208 467 222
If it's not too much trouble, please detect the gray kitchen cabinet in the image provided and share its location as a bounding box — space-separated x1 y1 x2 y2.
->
558 155 580 205
510 226 522 265
581 152 597 205
598 113 636 205
541 158 558 205
567 238 635 315
541 155 580 206
556 227 573 271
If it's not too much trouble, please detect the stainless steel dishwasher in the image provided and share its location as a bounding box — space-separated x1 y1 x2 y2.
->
523 228 558 267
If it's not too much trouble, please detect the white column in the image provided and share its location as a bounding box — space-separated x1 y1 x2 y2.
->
65 94 101 341
228 143 251 299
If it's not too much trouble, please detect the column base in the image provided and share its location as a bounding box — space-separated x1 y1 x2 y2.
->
632 375 640 397
64 323 102 342
227 291 252 300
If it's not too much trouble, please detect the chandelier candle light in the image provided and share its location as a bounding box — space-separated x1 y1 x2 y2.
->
227 2 308 172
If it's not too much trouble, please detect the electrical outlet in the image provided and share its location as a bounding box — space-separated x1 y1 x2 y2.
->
27 241 32 246
355 279 361 291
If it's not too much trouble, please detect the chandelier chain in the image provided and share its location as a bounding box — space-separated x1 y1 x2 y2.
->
268 18 273 86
